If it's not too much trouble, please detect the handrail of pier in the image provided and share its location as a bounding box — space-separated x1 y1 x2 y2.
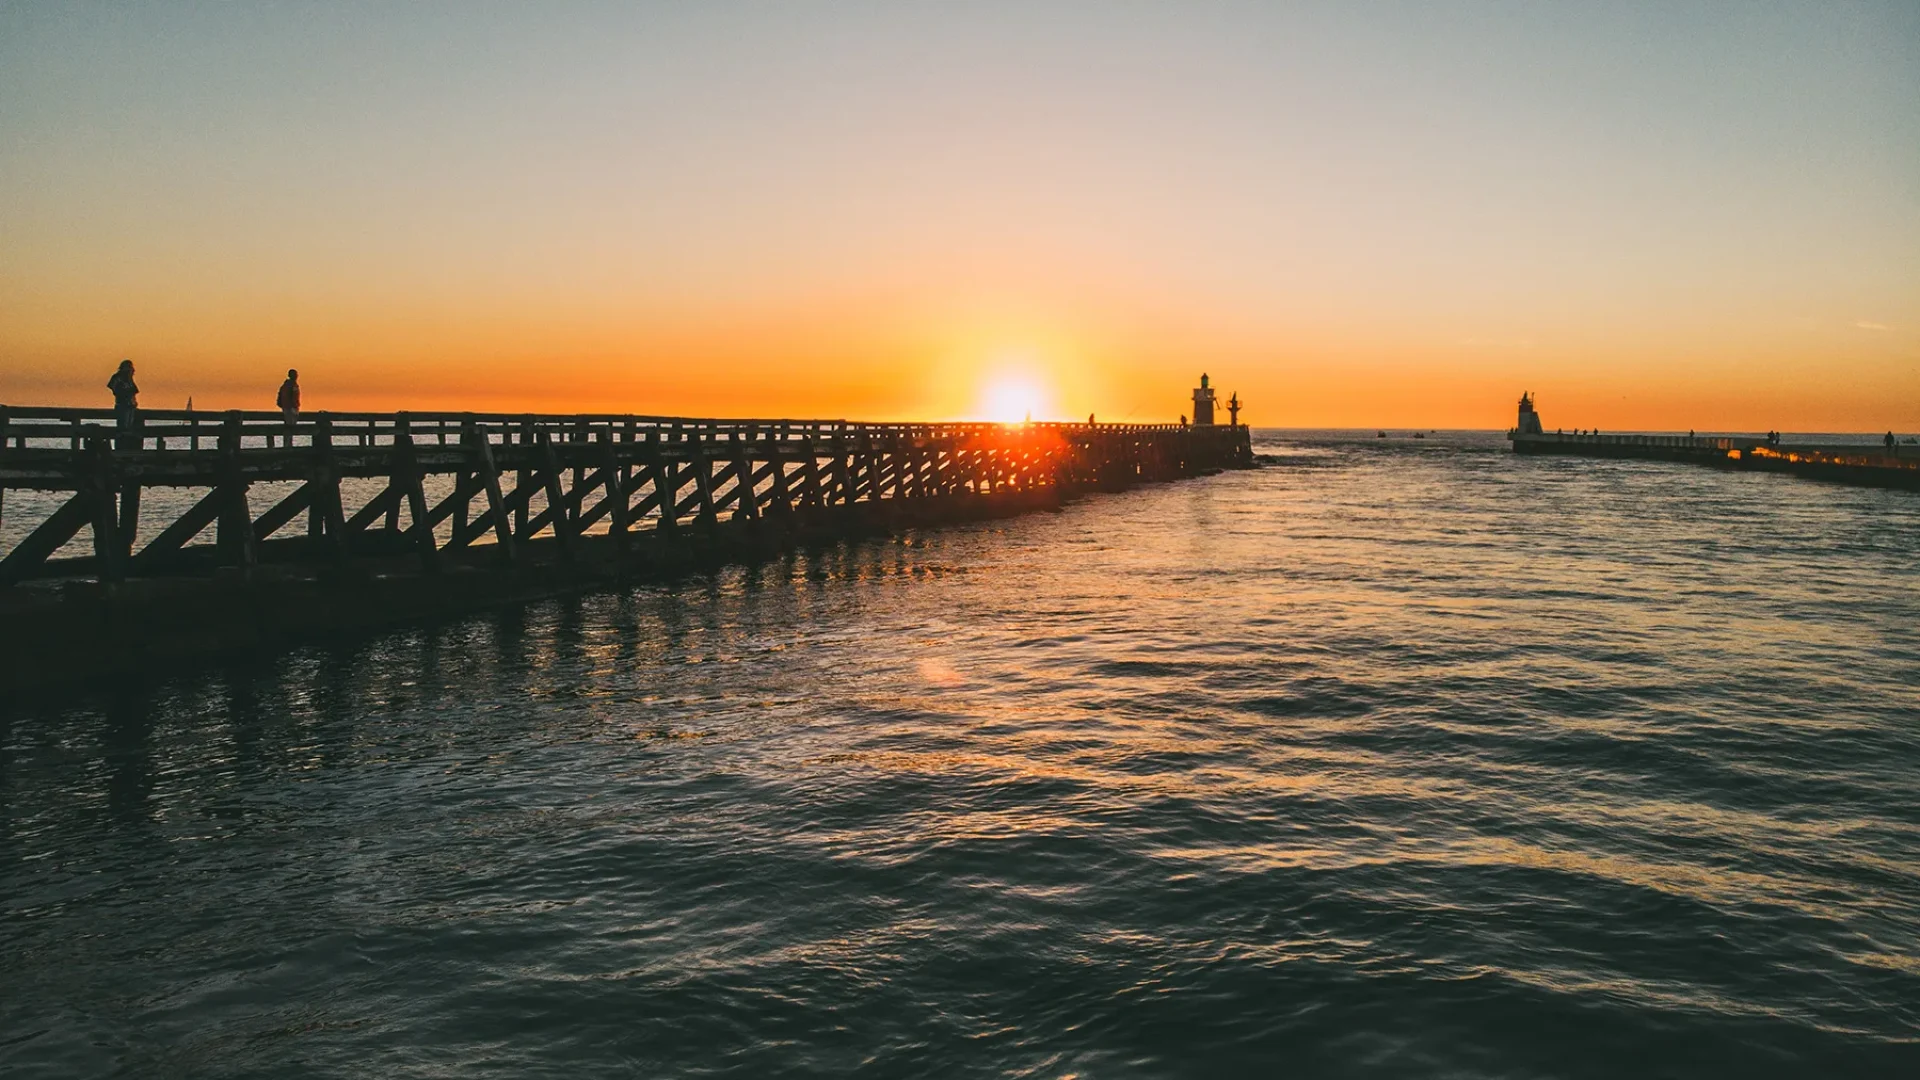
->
0 402 1255 588
0 406 1216 452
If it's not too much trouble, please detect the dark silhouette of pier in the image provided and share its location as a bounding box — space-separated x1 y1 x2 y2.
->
0 405 1253 688
1507 394 1918 490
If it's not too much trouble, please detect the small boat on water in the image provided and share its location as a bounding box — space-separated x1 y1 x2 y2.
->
1413 432 1426 439
1376 431 1387 438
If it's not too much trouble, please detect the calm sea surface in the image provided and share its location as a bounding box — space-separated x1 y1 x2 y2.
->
4 430 1917 1077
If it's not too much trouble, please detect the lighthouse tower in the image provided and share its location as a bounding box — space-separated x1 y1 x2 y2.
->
1192 374 1217 426
1516 392 1544 436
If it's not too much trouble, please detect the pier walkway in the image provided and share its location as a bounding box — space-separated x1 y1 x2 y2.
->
1509 429 1919 490
0 406 1252 687
1505 393 1917 491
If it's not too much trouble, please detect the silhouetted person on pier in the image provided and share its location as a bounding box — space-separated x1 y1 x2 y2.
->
1180 414 1188 428
1088 413 1095 425
107 360 138 432
278 369 301 426
1888 431 1898 457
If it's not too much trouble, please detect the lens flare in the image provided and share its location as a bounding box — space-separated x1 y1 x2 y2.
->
981 376 1048 423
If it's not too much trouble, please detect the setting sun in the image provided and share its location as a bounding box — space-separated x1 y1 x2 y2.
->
979 375 1050 424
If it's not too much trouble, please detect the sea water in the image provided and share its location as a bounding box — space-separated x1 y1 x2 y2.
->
3 430 1916 1077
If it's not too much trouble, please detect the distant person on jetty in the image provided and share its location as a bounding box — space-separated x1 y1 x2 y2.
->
107 359 138 431
1888 431 1899 457
277 369 301 426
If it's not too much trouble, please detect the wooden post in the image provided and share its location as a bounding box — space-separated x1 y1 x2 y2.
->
310 414 348 563
767 435 794 519
383 417 403 532
216 411 257 573
571 420 587 530
514 417 534 537
0 404 9 536
830 434 855 508
467 422 517 563
539 432 576 561
797 440 824 509
454 413 476 538
691 435 717 529
729 432 759 524
395 414 440 573
86 437 124 583
599 431 629 550
647 432 677 538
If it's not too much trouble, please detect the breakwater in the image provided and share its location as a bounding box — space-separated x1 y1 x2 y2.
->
0 406 1252 688
1509 429 1919 490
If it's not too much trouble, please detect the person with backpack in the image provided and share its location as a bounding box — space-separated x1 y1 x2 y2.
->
277 369 301 428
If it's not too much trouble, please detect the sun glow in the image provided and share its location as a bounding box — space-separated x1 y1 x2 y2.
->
980 375 1049 423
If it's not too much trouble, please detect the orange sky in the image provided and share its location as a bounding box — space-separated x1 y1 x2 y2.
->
2 4 1916 431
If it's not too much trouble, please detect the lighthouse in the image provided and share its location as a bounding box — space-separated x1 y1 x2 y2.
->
1516 391 1544 436
1192 374 1217 426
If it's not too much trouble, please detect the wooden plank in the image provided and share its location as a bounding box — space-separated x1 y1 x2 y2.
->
0 491 93 586
538 434 575 559
116 484 141 557
575 472 630 530
469 424 517 562
600 435 629 560
453 469 536 548
634 457 675 529
830 442 855 507
395 420 440 573
134 487 224 566
862 444 886 502
709 459 743 512
514 418 534 536
797 449 825 507
314 469 348 562
90 490 122 582
570 419 587 530
252 482 315 541
693 442 717 523
345 485 403 534
308 417 328 540
216 413 257 570
519 466 606 538
902 447 925 499
453 467 472 535
731 445 759 521
426 478 470 531
673 475 705 521
764 452 793 517
219 483 257 568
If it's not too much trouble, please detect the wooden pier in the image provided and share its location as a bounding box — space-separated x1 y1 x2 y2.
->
1508 429 1920 490
0 406 1252 687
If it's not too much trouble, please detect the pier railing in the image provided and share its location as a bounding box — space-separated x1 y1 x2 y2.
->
1507 429 1753 452
0 406 1250 586
1507 426 1918 487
